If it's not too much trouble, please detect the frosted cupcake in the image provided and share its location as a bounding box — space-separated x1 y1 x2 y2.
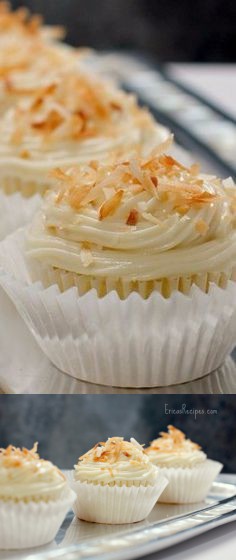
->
70 437 168 523
26 143 236 298
0 443 75 549
0 71 166 197
0 140 235 386
146 426 223 504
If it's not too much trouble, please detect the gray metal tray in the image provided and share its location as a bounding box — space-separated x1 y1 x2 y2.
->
1 479 236 560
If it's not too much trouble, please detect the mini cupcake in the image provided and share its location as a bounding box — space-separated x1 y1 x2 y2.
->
0 142 235 387
25 141 236 298
0 71 167 198
70 437 168 524
0 443 75 549
146 426 223 504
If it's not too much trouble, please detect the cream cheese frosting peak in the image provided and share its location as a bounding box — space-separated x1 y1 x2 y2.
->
74 437 159 485
26 145 236 283
146 426 207 468
0 443 66 500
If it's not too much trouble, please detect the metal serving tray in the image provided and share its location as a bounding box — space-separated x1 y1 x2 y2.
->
1 479 236 560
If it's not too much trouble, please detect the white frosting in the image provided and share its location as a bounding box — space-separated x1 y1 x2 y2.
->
146 426 207 469
26 153 236 281
0 445 66 500
0 74 163 165
147 449 207 468
74 437 159 486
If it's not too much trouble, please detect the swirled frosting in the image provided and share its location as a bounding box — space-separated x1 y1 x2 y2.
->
146 426 207 468
0 70 161 163
74 437 159 486
26 141 236 282
0 443 66 501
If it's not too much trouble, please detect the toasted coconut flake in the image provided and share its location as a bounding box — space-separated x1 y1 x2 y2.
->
7 71 149 144
0 443 39 467
80 248 93 267
52 148 222 225
151 175 158 187
31 108 64 132
99 189 124 220
67 185 92 211
78 437 146 465
0 1 65 39
126 208 139 226
19 148 31 159
146 425 201 453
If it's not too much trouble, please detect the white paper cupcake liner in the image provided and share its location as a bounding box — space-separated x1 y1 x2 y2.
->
0 487 75 550
70 476 168 524
0 228 236 387
0 190 42 240
156 460 223 504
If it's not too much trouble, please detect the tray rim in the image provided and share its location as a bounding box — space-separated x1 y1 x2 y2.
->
24 480 236 560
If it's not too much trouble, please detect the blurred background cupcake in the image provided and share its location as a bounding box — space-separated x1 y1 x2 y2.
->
146 425 223 503
0 72 167 198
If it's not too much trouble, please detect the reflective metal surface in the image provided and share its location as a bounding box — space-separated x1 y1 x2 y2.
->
0 478 235 560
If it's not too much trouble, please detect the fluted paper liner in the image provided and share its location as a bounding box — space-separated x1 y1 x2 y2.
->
0 190 41 240
0 228 236 387
156 460 223 504
69 475 168 524
0 487 75 550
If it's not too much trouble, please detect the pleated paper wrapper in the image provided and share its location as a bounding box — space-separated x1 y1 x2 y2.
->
69 475 168 524
0 228 235 388
156 460 223 504
0 487 75 550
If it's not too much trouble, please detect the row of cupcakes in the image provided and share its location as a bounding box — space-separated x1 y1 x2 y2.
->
0 4 235 388
0 426 222 549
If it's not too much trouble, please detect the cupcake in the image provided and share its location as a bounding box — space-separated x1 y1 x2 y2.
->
0 443 75 549
0 142 235 387
146 426 223 504
25 142 236 297
70 437 168 524
0 71 167 198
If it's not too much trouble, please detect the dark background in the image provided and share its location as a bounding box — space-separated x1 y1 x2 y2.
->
10 0 236 62
0 395 235 471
